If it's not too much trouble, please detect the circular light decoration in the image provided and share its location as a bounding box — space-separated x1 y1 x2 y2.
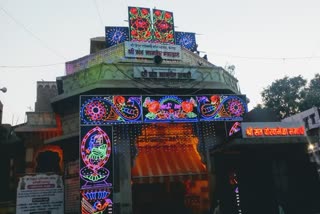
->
227 98 246 117
175 32 196 52
80 126 112 183
105 27 129 48
81 97 109 124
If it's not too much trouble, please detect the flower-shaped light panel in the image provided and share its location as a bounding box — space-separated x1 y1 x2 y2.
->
128 7 153 42
143 95 198 123
152 9 175 44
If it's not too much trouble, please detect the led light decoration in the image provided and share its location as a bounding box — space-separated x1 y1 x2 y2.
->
229 171 242 214
152 9 175 44
105 27 129 48
229 122 241 137
81 189 113 214
80 96 142 125
142 95 198 122
128 7 153 42
80 125 113 214
197 95 247 121
80 126 113 189
175 32 197 52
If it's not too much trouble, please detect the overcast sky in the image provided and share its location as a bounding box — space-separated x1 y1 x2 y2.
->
1 0 320 125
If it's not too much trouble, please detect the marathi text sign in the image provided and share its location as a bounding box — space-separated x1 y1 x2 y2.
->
241 122 306 138
16 174 64 214
124 41 182 60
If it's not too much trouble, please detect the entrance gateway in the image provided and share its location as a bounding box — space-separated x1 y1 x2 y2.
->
79 94 247 214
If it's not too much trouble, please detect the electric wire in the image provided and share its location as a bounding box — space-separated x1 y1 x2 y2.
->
93 0 104 28
0 62 64 68
0 6 66 60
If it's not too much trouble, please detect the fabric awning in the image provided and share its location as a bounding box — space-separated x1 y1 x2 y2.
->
131 143 207 183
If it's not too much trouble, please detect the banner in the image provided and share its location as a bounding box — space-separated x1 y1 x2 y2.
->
124 41 182 60
16 174 64 214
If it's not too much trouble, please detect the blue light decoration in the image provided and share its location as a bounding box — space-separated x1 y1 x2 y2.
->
80 96 142 125
197 95 247 121
105 27 129 48
175 32 197 52
142 95 198 123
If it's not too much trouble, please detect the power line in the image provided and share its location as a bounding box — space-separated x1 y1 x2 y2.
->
0 6 66 60
0 62 64 68
206 51 320 61
93 0 104 28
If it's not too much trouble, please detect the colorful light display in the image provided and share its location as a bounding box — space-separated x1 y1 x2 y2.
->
128 7 153 42
142 95 198 123
80 125 113 214
228 122 241 137
152 9 175 44
105 27 129 48
80 95 247 124
197 95 247 121
81 189 113 214
175 32 197 52
80 96 142 125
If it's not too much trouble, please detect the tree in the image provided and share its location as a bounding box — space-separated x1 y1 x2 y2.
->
300 73 320 111
261 75 307 119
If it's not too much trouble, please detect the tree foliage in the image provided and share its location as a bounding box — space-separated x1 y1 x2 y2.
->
258 73 320 119
261 75 307 119
300 73 320 110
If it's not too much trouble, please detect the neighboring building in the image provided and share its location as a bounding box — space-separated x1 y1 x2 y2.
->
282 107 320 176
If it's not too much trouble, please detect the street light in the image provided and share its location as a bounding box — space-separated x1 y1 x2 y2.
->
0 87 7 93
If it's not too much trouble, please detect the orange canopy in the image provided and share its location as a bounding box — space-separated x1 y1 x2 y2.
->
131 143 207 183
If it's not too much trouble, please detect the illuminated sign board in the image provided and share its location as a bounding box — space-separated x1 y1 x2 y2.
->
124 41 182 60
241 122 306 138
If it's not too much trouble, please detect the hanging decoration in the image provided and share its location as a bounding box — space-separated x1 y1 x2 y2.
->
197 95 247 121
80 96 142 125
128 7 153 42
175 32 197 52
105 27 129 48
152 9 175 44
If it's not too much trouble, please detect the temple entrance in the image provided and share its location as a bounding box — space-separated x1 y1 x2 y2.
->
131 123 210 214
